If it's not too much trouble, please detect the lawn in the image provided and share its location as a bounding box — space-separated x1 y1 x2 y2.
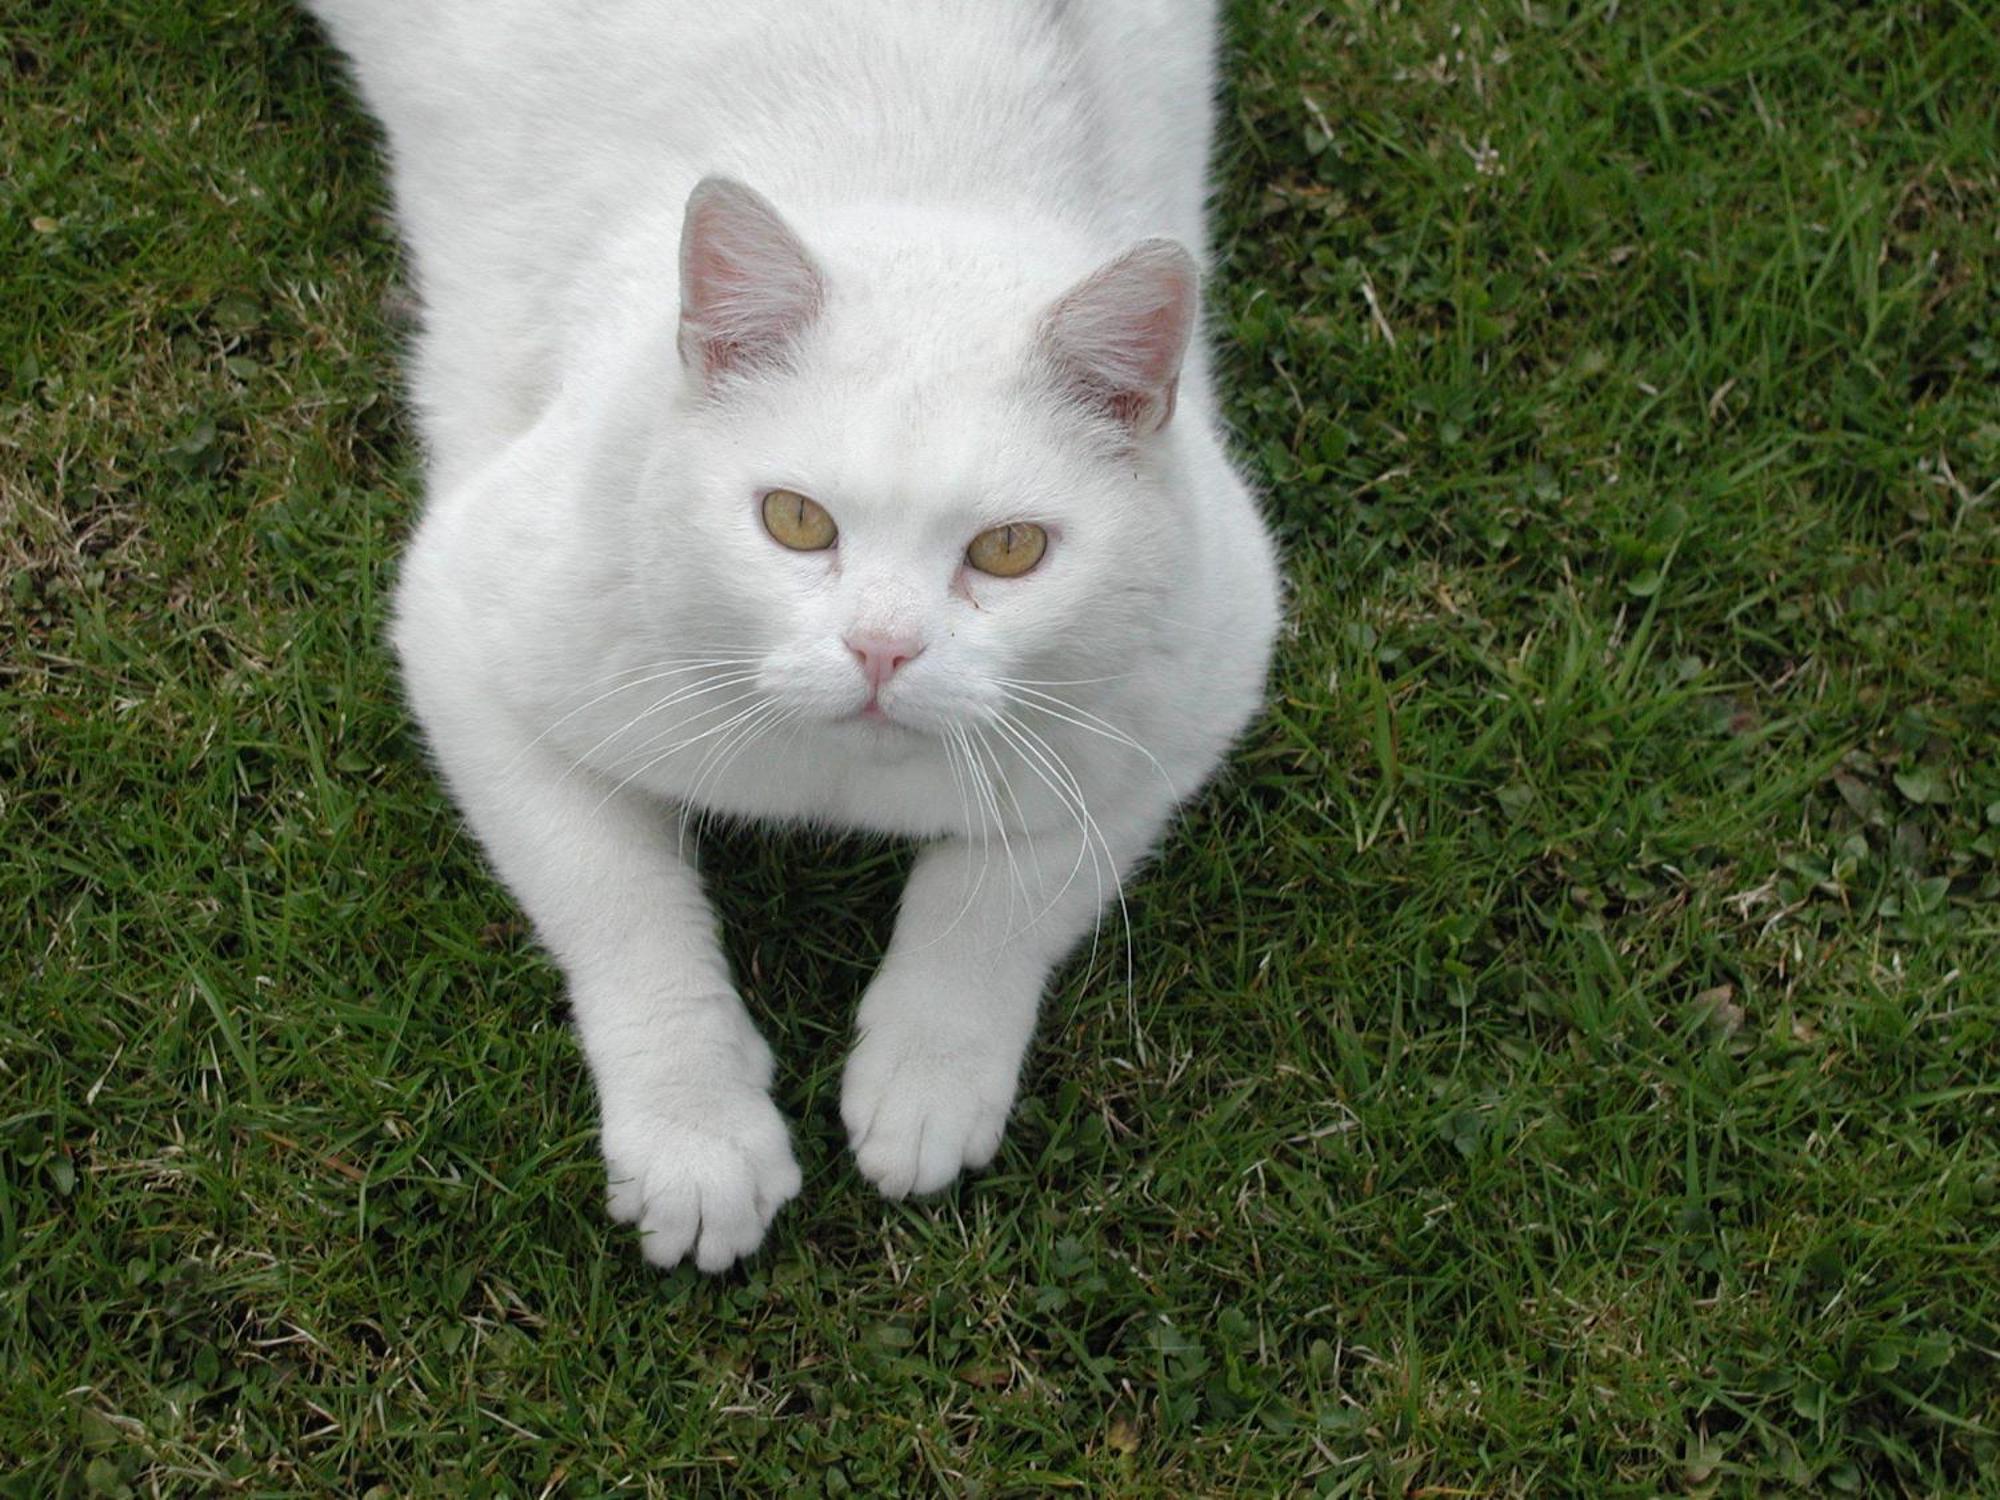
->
4 0 1997 1493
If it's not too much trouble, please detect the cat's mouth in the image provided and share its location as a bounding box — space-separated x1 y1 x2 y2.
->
850 703 914 731
841 698 932 738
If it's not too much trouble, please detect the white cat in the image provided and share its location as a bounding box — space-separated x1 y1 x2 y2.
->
306 0 1281 1271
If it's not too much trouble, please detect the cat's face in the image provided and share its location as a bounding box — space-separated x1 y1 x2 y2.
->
629 179 1198 751
649 366 1160 743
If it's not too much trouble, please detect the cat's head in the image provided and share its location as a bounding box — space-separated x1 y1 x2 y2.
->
633 177 1201 745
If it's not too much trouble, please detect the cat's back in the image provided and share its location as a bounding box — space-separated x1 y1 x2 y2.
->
307 0 1220 483
308 0 1216 245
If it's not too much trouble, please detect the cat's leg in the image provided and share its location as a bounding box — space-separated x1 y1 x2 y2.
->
428 731 801 1271
841 799 1171 1197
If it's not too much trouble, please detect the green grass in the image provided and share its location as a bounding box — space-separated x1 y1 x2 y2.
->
4 0 1997 1493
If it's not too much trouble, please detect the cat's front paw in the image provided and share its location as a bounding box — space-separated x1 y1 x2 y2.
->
841 1023 1018 1199
601 1086 802 1272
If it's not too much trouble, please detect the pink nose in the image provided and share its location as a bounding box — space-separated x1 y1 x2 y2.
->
847 632 923 694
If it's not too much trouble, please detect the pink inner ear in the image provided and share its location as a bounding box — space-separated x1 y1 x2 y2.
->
678 177 825 381
1042 239 1199 435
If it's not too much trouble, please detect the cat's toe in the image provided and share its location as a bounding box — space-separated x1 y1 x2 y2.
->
600 1090 802 1270
842 1035 1013 1199
605 1166 648 1225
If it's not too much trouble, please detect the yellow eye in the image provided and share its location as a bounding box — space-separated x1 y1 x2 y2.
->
966 522 1048 578
762 488 837 551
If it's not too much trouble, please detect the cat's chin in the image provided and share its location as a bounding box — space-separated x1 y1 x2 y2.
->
837 708 930 744
804 710 942 769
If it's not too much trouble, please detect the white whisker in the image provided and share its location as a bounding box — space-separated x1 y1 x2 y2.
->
994 671 1139 689
505 655 763 772
998 710 1132 996
966 724 1027 941
585 677 768 773
589 693 775 816
987 711 1099 927
952 722 996 917
1001 684 1178 802
900 725 989 955
677 699 792 853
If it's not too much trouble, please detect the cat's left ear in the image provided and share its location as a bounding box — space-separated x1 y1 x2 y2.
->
1040 239 1199 436
678 177 826 383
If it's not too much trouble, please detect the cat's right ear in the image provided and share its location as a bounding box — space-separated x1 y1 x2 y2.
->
677 177 826 384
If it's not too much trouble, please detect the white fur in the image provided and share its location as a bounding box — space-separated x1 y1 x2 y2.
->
308 0 1280 1270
